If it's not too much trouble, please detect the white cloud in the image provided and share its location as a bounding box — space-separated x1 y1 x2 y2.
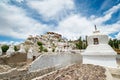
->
96 23 120 38
116 32 120 39
92 3 120 25
0 0 120 42
54 15 94 40
105 3 120 14
0 41 23 45
53 3 120 40
0 0 10 3
16 0 24 3
0 2 51 39
27 0 74 20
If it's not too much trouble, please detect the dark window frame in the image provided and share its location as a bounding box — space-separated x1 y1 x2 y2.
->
93 38 99 45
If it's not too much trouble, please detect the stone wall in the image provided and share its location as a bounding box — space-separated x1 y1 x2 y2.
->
0 66 56 80
28 52 82 72
0 68 26 80
0 52 82 79
33 64 110 80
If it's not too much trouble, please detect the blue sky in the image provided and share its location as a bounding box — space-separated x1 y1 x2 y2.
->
0 0 120 44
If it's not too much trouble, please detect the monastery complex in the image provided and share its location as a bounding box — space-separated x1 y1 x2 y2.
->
0 29 120 80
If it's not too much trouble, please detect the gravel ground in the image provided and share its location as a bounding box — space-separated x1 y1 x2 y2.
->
34 64 107 80
0 65 12 72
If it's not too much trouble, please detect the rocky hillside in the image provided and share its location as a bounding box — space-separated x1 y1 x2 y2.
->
24 32 75 53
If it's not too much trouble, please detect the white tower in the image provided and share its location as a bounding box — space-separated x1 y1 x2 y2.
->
0 44 2 56
18 44 26 53
6 45 15 56
27 47 34 59
82 25 117 68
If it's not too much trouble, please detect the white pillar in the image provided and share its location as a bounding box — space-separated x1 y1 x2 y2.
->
27 47 33 59
0 45 2 56
18 44 26 53
6 45 15 56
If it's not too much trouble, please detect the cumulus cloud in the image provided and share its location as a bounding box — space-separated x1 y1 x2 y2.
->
27 0 75 20
92 3 120 25
89 3 120 36
0 41 22 45
0 0 120 44
105 3 120 14
16 0 24 3
54 15 94 40
53 3 120 40
0 2 51 39
116 32 120 39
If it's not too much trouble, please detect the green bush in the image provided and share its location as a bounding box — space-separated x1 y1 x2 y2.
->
14 46 19 51
52 48 55 52
58 39 61 42
43 48 48 52
39 45 43 52
1 45 9 53
37 41 43 46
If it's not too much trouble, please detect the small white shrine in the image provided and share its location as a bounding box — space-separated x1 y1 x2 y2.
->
82 25 117 68
6 45 15 56
27 47 34 60
27 46 38 61
0 45 2 56
18 44 26 53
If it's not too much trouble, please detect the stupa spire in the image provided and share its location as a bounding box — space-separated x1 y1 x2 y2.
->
93 25 100 33
94 25 97 31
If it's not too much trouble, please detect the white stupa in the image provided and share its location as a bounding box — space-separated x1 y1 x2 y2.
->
18 44 26 53
82 25 117 68
27 47 34 59
6 45 15 56
27 46 39 61
0 44 2 56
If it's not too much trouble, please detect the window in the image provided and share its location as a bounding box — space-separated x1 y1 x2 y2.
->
93 38 99 45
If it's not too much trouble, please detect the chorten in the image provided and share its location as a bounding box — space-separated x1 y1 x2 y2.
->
82 25 117 68
6 45 15 56
27 47 33 59
0 44 2 55
18 44 26 53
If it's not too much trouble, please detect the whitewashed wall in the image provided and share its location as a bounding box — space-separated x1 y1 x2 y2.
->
82 55 118 68
83 44 116 55
28 52 82 72
87 35 108 45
